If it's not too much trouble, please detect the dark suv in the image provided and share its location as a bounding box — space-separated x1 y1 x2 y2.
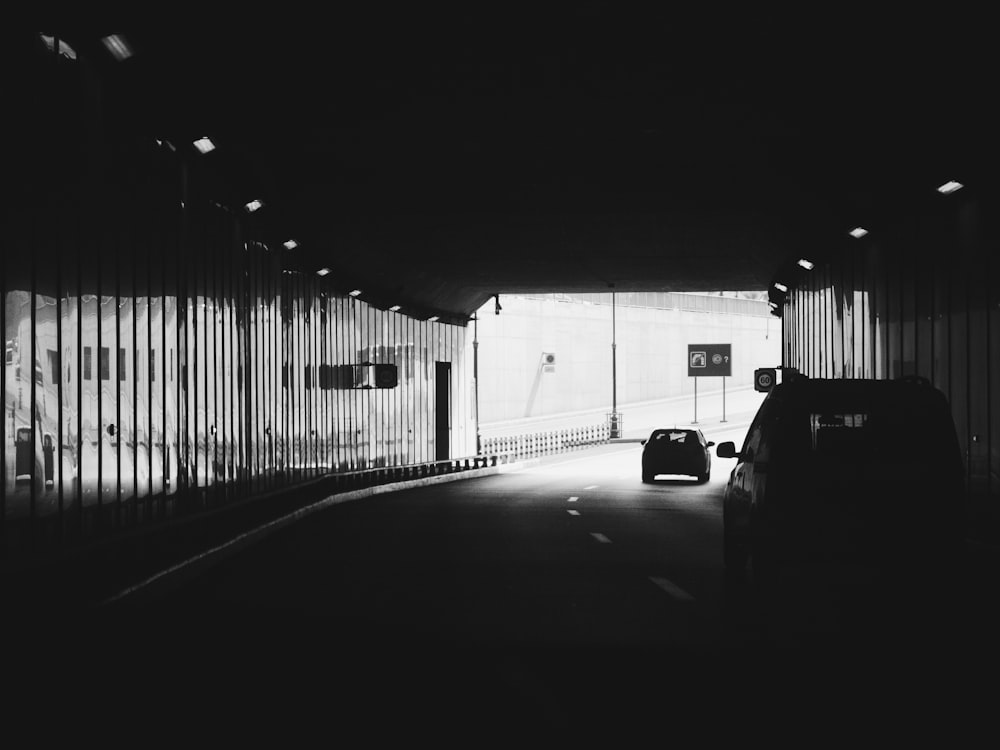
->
716 376 965 576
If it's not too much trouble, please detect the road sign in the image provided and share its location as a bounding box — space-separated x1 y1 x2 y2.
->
754 367 776 392
688 344 731 376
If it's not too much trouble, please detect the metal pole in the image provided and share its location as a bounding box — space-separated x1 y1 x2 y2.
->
721 376 727 422
610 290 618 437
473 313 480 454
693 376 698 424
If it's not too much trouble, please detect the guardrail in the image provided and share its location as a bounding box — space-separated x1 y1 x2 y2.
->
481 423 610 461
316 454 504 492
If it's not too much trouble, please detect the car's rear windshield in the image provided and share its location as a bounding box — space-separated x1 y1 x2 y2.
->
777 386 960 463
650 430 696 444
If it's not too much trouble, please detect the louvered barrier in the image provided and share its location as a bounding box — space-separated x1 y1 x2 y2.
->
480 423 611 462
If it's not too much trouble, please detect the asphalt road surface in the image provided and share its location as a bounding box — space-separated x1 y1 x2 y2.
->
38 430 993 740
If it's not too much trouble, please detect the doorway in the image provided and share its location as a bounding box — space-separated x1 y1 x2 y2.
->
435 361 451 460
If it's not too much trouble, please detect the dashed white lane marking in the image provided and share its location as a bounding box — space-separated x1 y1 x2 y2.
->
567 496 579 502
567 510 580 516
583 485 598 490
649 576 694 602
590 532 612 544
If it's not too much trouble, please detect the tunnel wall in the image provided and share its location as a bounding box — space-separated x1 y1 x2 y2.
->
3 182 474 559
3 45 475 559
779 186 999 533
474 293 780 424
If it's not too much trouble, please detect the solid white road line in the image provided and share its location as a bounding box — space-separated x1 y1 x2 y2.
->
567 496 579 502
567 510 580 516
649 576 694 602
590 532 612 544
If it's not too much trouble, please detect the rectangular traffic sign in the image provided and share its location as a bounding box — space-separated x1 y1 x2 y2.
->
688 343 732 376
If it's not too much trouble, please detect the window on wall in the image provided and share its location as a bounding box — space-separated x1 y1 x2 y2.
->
47 349 58 385
84 346 92 380
100 347 110 381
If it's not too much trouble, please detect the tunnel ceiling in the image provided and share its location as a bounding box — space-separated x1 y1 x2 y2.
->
36 12 995 319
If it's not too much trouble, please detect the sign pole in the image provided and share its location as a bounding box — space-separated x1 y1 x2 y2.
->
693 376 698 424
721 376 727 422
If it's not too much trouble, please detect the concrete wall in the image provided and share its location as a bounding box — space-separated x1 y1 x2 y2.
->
473 293 781 425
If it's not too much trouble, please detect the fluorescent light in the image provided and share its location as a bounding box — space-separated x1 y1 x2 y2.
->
773 282 788 293
389 305 401 312
797 258 815 270
428 316 439 322
768 301 778 309
40 34 77 60
193 137 216 154
316 268 331 276
101 34 133 62
244 199 264 213
283 239 298 250
937 180 963 194
849 227 868 239
348 289 362 297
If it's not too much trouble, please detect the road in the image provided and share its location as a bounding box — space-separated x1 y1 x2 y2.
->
57 433 998 739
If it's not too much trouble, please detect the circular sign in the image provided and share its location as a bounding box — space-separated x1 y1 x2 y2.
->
712 353 723 365
757 372 773 388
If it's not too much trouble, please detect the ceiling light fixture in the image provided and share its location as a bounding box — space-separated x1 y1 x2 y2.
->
283 239 298 250
101 34 133 62
797 258 815 270
849 227 868 239
193 137 216 154
40 34 77 60
389 305 401 312
348 289 362 297
773 282 788 293
244 199 264 213
428 316 439 322
316 268 331 276
937 180 964 194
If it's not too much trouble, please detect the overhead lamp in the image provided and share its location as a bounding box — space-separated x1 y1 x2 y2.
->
773 282 788 293
316 268 331 276
40 34 77 60
283 239 298 250
937 180 963 194
428 315 439 322
768 301 779 309
849 227 868 239
797 258 815 270
193 137 216 154
101 34 133 62
389 305 401 312
348 289 362 297
244 199 264 213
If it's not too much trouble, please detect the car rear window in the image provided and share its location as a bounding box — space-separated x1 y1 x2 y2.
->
781 390 959 465
810 412 872 456
650 430 695 444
